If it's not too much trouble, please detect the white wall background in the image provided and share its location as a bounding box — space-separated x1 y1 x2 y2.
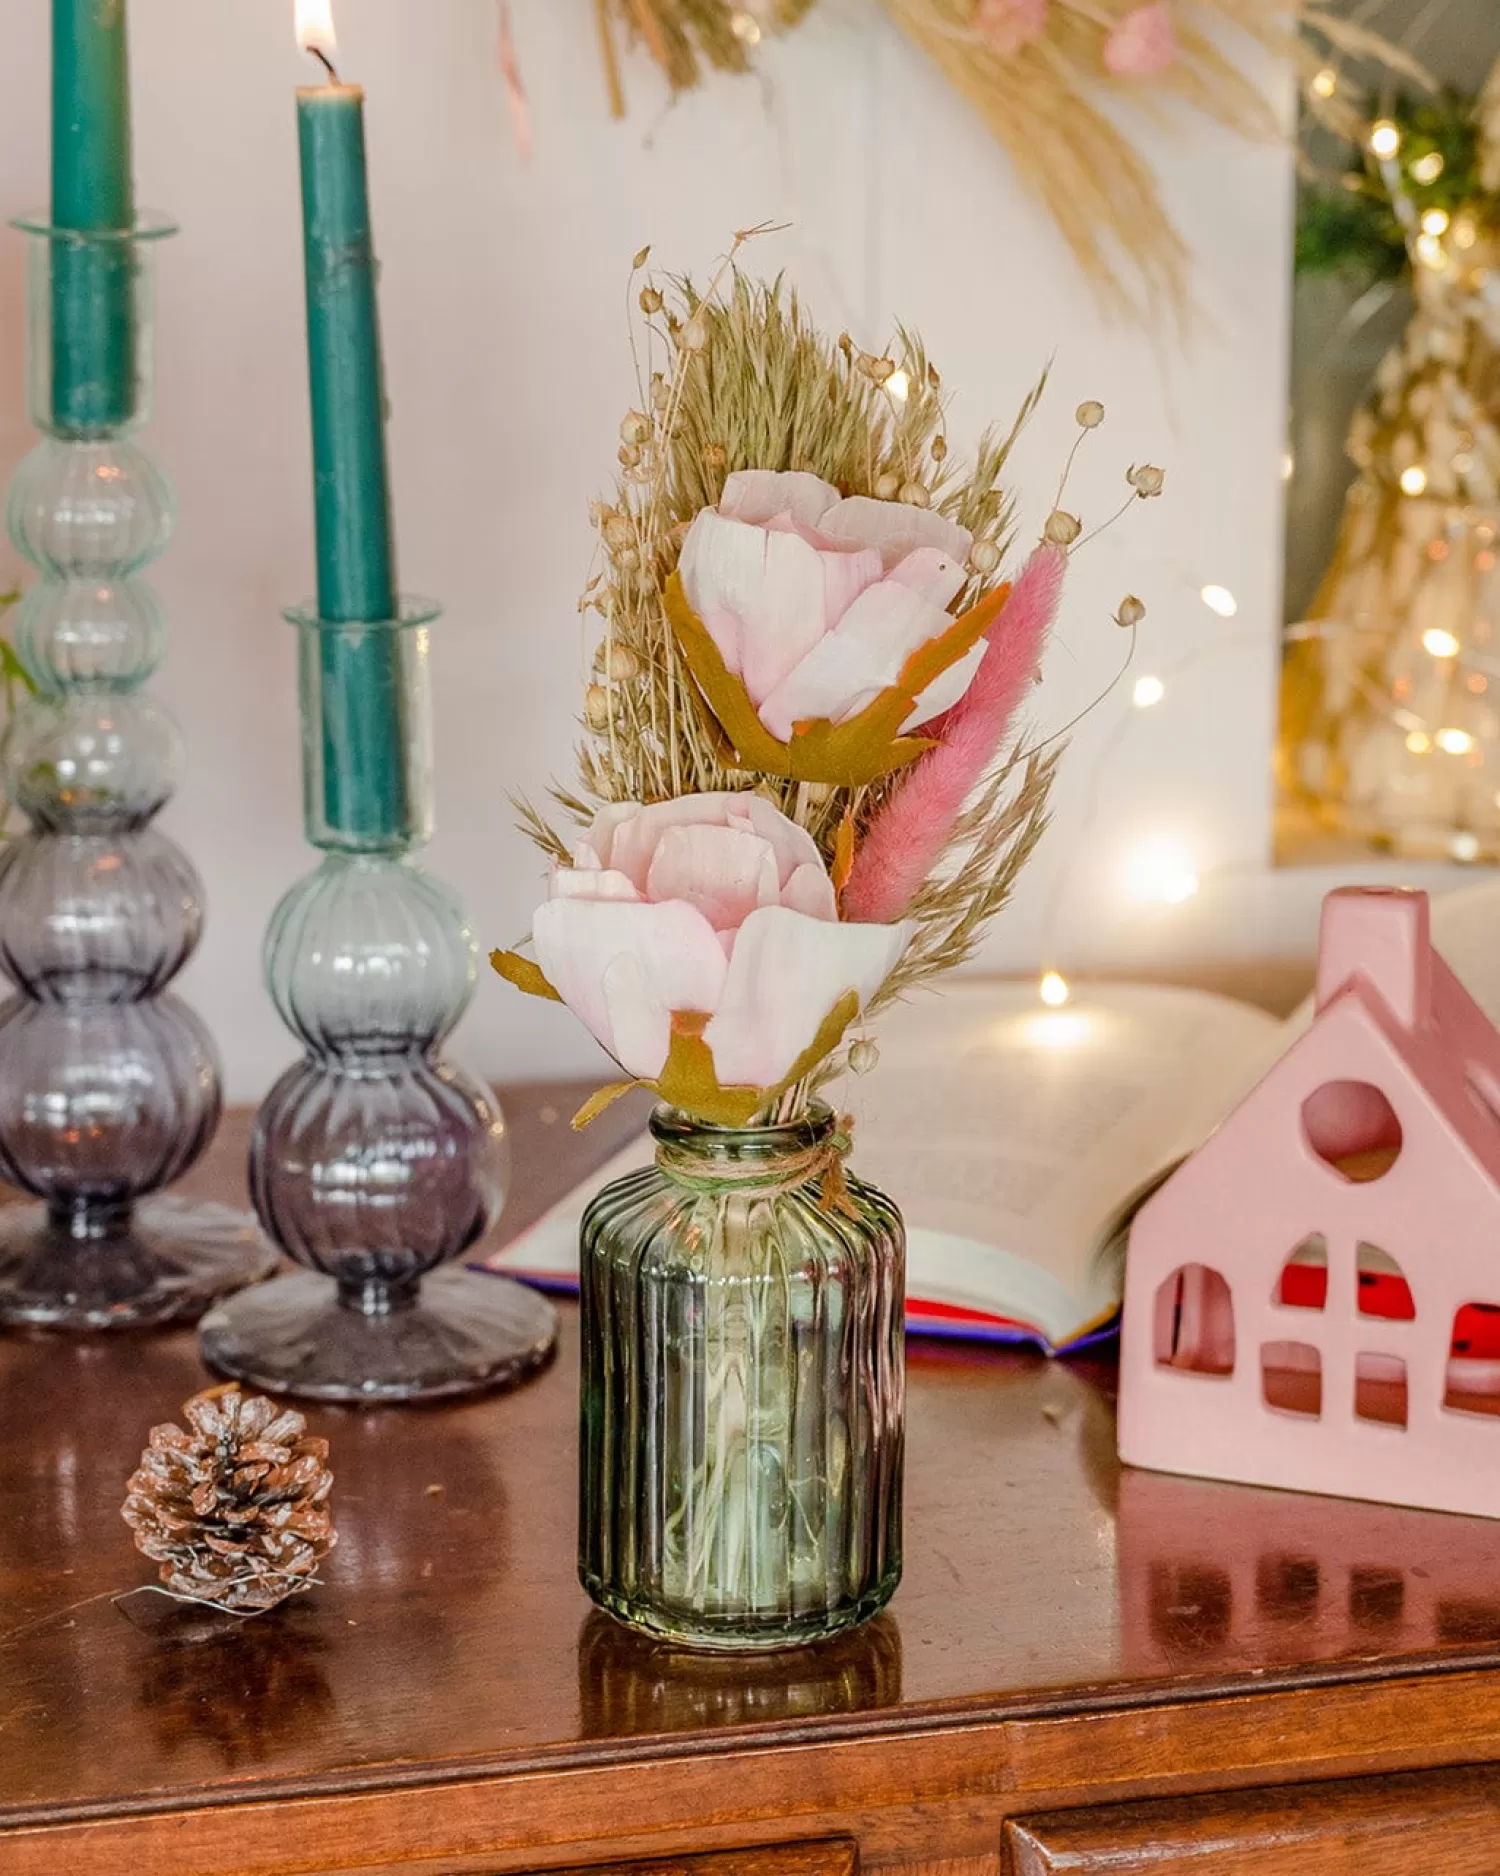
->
0 0 1407 1101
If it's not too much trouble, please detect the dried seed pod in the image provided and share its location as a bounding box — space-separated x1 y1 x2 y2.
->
1045 509 1082 546
603 513 636 552
620 411 652 447
121 1385 335 1615
898 480 931 509
1076 400 1106 429
873 471 902 501
970 539 1002 575
603 643 641 682
1115 595 1146 628
639 286 664 315
848 1039 880 1076
585 684 614 730
1128 464 1165 497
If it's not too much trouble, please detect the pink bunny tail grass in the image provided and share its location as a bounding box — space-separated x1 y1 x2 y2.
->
842 545 1066 926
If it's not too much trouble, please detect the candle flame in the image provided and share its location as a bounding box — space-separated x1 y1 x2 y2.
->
296 0 338 60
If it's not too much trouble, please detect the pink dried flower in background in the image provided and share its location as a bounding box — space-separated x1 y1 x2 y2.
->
842 545 1066 926
974 0 1049 57
1104 3 1179 77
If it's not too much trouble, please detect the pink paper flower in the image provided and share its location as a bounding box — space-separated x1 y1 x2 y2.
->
532 793 910 1091
1104 3 1178 76
677 469 981 743
974 0 1048 56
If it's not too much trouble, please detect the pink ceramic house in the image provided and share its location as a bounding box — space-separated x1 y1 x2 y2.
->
1119 886 1500 1519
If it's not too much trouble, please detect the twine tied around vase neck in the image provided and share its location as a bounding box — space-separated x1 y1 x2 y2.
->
653 1109 862 1220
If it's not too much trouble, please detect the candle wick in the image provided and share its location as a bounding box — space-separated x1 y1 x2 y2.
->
310 45 341 84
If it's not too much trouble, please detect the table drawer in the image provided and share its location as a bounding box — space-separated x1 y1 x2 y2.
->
1003 1765 1500 1873
539 1843 858 1876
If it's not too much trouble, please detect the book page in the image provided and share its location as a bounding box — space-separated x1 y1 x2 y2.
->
488 978 1282 1349
846 980 1283 1343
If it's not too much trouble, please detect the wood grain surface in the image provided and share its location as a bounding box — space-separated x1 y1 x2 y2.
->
2 1086 1500 1874
1004 1765 1500 1872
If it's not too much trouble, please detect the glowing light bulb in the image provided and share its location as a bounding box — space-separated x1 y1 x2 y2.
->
1370 120 1401 161
1422 208 1450 237
1437 727 1475 755
1132 674 1165 708
885 369 910 403
1416 234 1448 271
1411 151 1445 184
1310 67 1338 100
1400 466 1429 497
1452 832 1481 862
295 0 337 58
1200 584 1238 618
1423 628 1461 658
1126 836 1200 906
1406 730 1432 754
1039 971 1070 1008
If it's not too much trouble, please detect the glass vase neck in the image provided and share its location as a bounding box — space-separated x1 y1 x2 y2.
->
650 1102 837 1194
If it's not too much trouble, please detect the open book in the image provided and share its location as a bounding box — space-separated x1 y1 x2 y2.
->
482 878 1500 1354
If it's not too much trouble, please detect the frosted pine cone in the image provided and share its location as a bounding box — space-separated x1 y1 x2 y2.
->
122 1384 336 1613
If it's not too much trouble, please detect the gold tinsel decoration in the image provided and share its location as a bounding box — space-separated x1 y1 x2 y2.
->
122 1384 337 1614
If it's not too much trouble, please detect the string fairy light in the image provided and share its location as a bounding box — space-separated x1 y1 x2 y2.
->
1039 970 1071 1008
1200 584 1238 618
1369 119 1402 161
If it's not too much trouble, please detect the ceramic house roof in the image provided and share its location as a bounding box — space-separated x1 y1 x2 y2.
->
1161 889 1500 1218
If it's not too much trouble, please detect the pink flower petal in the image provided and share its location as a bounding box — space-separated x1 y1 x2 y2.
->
644 823 782 932
818 496 972 571
533 897 728 1077
781 860 839 922
705 906 911 1089
719 469 841 529
728 792 827 883
757 574 955 739
550 866 641 902
1104 3 1178 76
904 638 987 728
679 509 831 701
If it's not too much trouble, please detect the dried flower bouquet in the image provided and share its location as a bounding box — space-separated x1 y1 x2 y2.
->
494 235 1159 1128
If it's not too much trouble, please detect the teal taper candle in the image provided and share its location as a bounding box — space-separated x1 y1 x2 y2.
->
50 0 136 433
297 71 412 847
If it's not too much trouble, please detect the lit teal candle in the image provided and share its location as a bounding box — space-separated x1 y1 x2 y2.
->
297 41 411 847
51 0 136 434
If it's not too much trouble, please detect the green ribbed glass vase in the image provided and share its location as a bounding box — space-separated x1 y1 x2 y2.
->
579 1103 905 1651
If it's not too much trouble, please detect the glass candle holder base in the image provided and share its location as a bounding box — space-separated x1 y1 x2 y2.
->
198 1267 558 1404
0 1197 277 1331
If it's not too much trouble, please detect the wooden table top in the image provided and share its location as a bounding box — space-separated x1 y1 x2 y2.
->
5 1084 1500 1836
